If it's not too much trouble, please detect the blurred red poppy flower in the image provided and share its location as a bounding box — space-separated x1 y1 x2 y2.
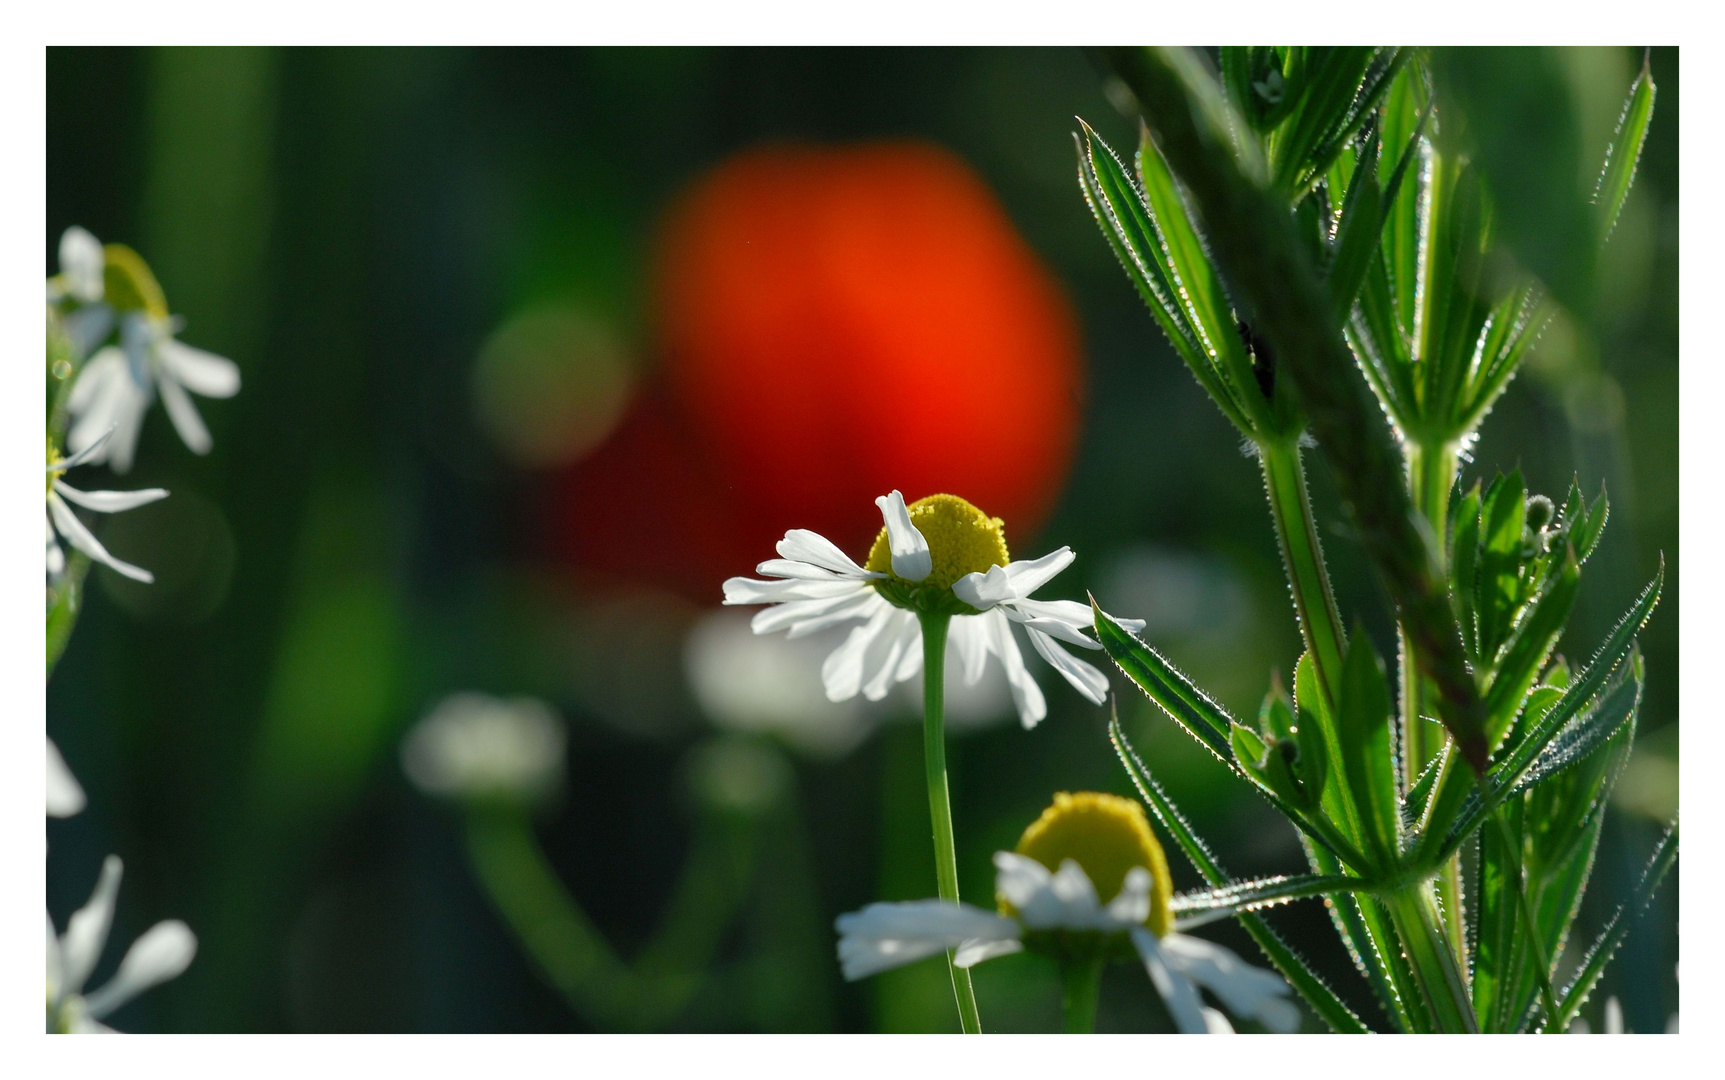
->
554 141 1083 600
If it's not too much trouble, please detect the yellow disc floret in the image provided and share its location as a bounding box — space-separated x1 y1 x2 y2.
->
47 438 64 497
1013 791 1173 937
864 493 1009 590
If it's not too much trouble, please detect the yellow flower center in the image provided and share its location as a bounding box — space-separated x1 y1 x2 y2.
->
101 243 169 319
47 439 64 497
1011 791 1173 937
864 493 1010 590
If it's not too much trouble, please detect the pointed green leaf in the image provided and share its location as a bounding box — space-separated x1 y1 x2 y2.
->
1553 821 1677 1032
1482 545 1580 746
1594 56 1656 246
1110 716 1373 1033
1171 872 1373 923
1337 631 1399 869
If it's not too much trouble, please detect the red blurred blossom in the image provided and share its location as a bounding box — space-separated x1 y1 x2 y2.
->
553 141 1084 601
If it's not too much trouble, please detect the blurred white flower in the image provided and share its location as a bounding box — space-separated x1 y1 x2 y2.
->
47 739 86 818
834 792 1297 1034
47 429 168 584
47 856 197 1033
47 227 116 359
685 609 875 758
722 491 1139 730
402 693 567 804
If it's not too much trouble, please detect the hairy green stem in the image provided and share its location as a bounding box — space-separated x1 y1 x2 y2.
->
1260 438 1348 706
1062 955 1104 1033
1404 439 1465 963
1385 884 1478 1032
918 612 983 1034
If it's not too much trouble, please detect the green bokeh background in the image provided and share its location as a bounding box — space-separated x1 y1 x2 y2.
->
47 46 1678 1032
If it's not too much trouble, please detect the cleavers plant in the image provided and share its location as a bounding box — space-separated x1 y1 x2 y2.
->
1077 47 1674 1032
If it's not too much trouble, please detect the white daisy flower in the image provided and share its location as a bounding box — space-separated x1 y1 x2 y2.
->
47 856 197 1033
721 491 1140 729
62 241 239 473
402 692 567 805
47 739 86 819
47 430 169 584
834 792 1299 1034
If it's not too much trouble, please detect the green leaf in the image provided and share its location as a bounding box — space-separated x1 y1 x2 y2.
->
1171 872 1373 923
1474 470 1527 660
1327 125 1382 323
1110 715 1373 1034
1570 486 1610 563
1450 481 1482 659
1094 604 1234 762
1337 631 1400 869
1553 821 1678 1031
46 553 89 678
1481 545 1580 747
1594 55 1656 246
1133 125 1262 423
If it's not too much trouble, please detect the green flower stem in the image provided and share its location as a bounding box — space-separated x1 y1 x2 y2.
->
1385 883 1478 1032
918 611 983 1034
1404 438 1466 963
462 802 754 1032
1259 437 1347 708
1061 955 1105 1033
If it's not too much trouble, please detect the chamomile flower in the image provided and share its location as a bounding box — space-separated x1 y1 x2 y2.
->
46 430 168 584
47 856 197 1033
722 491 1137 729
834 792 1298 1033
63 241 239 473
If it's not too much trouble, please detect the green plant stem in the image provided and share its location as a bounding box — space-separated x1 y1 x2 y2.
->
1404 438 1466 963
918 611 983 1035
1260 437 1347 706
1384 883 1478 1032
1061 956 1105 1033
1484 799 1562 1030
462 802 753 1031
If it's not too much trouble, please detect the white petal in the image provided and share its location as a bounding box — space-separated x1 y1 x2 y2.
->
61 304 116 359
48 492 154 583
47 739 86 818
723 575 865 606
821 603 896 702
776 529 880 579
60 226 104 303
1002 597 1102 649
61 856 123 997
157 374 213 454
1605 996 1624 1034
1202 1007 1236 1033
755 558 847 580
82 920 196 1019
875 491 932 582
56 427 117 472
1038 860 1107 928
1003 547 1077 597
1023 626 1110 705
861 610 920 702
746 585 874 635
66 347 125 423
985 610 1045 728
1159 933 1298 1032
53 480 168 514
955 937 1024 968
785 591 888 639
952 564 1013 610
993 851 1053 910
835 900 1019 981
951 615 989 685
47 913 65 1004
155 338 240 397
1106 866 1153 927
1133 928 1209 1033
